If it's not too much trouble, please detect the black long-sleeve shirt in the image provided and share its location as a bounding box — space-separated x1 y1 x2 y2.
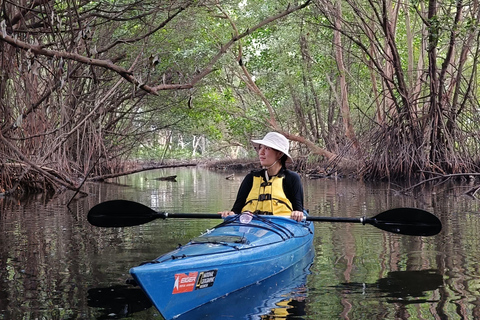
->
231 168 304 214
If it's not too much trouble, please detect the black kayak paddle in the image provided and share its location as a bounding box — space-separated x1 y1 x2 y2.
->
87 200 442 236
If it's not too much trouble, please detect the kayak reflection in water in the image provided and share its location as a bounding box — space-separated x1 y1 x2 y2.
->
260 288 308 319
219 132 305 222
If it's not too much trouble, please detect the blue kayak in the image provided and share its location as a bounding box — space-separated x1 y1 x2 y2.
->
130 213 314 320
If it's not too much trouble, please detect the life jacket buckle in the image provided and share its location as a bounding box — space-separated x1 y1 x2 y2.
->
258 194 272 201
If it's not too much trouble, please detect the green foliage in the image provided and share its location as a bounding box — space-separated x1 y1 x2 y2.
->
4 0 480 191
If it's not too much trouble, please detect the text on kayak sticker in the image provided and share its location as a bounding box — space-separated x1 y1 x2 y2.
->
196 270 217 289
172 270 217 294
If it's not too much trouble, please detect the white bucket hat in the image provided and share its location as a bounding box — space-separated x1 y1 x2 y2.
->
251 132 293 163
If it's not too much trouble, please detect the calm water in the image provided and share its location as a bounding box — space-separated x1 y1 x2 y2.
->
1 167 480 319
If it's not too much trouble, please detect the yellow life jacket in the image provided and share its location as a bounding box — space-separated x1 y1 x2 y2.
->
242 175 293 216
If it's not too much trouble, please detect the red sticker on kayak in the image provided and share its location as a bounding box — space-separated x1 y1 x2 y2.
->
172 272 198 294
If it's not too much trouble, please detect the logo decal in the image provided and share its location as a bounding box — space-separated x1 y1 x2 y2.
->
196 270 217 289
172 272 198 294
172 270 218 294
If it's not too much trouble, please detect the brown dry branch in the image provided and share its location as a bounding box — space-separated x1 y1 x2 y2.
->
0 2 312 96
0 1 312 195
465 185 480 199
312 0 480 182
0 132 79 190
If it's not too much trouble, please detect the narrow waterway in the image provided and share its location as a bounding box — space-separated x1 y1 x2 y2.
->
1 167 480 319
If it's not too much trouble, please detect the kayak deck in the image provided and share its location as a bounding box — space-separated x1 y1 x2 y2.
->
130 213 314 320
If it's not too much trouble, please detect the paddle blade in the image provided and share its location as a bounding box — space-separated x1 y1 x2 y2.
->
88 200 163 227
368 208 442 236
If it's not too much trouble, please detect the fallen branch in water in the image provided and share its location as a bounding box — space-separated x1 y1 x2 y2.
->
152 175 177 181
401 172 480 196
89 163 196 181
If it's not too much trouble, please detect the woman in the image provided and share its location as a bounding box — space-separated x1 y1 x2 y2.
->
219 132 305 222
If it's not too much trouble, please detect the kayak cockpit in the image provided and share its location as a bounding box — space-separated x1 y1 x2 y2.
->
142 214 310 264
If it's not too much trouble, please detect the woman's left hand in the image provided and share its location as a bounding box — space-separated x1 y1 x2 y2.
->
290 210 304 222
219 210 235 218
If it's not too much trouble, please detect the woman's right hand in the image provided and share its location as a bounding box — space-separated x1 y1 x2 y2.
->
219 210 235 218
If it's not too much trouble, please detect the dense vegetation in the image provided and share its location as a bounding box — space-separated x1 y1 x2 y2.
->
1 0 480 195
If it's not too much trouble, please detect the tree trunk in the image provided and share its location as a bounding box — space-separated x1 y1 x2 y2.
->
333 0 361 154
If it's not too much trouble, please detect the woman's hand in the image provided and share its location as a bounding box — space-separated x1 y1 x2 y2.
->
290 210 304 222
219 210 235 218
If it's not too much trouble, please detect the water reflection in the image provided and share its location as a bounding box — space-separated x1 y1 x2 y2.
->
87 284 152 319
2 167 480 319
378 270 443 303
334 269 443 304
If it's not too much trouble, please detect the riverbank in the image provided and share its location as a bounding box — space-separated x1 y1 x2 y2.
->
0 156 371 197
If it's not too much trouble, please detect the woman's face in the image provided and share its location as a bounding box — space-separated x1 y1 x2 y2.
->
257 145 283 167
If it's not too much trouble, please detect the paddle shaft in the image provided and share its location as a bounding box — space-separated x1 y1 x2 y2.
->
132 214 428 228
307 216 367 223
155 213 364 222
108 211 368 222
163 213 222 219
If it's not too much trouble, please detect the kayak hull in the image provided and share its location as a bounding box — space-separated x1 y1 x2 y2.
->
130 214 314 320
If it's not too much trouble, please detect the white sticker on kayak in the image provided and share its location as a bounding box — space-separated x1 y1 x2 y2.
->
172 270 217 294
